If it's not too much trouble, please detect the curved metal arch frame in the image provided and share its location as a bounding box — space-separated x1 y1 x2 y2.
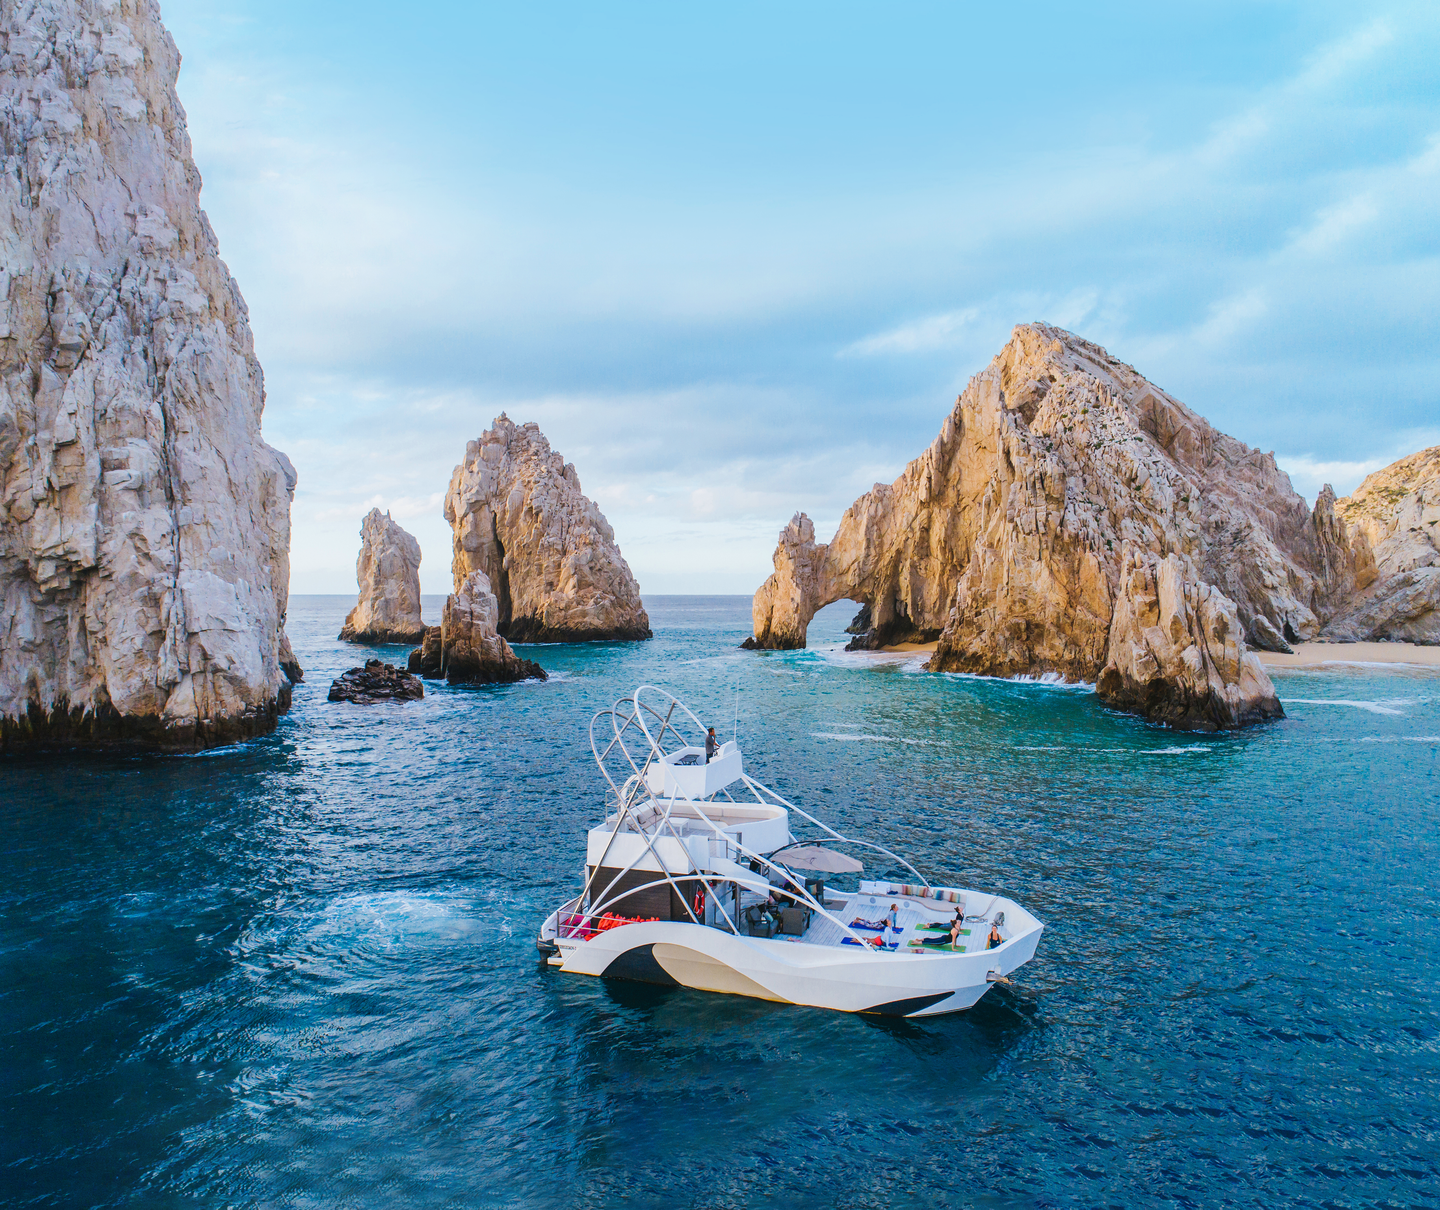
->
561 686 933 958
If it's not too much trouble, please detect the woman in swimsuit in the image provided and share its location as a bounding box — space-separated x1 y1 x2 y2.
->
987 921 1003 949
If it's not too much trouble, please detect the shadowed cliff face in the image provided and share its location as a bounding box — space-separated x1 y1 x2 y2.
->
748 323 1376 730
0 0 297 751
443 414 651 644
1327 446 1440 644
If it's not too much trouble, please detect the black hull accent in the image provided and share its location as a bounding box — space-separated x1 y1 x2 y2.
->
601 944 679 986
860 991 954 1017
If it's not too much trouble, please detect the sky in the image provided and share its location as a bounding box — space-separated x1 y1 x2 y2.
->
161 0 1440 595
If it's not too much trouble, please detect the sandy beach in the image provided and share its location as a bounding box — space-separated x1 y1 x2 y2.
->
859 639 1440 668
1257 641 1440 669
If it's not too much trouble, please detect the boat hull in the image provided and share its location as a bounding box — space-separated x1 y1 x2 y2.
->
542 915 1042 1017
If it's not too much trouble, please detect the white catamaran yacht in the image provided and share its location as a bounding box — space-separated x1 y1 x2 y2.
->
537 686 1044 1017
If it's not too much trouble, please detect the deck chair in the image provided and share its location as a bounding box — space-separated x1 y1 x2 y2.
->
744 904 774 938
780 907 810 936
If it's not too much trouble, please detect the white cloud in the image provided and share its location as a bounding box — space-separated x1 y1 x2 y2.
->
1287 194 1380 256
841 307 980 356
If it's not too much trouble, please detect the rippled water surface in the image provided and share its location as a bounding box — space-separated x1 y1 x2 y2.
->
3 595 1438 1208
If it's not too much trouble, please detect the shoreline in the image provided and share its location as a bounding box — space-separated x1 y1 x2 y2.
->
852 637 1439 670
1257 641 1439 669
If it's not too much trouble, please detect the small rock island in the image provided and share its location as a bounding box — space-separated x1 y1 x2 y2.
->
445 415 650 643
338 509 427 645
328 660 425 704
409 571 546 685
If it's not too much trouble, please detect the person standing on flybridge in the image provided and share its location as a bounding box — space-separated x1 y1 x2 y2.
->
705 727 718 763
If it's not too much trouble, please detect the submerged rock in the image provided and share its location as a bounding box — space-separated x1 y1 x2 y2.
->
444 415 651 642
408 571 546 685
328 660 424 704
0 0 297 751
339 509 427 645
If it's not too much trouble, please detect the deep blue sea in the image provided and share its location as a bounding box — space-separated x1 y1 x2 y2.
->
2 595 1438 1209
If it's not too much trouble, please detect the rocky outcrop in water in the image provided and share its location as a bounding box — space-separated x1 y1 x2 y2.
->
328 659 424 704
338 509 426 644
408 570 545 685
0 0 297 751
444 415 650 643
744 324 1370 728
1326 447 1439 644
1097 549 1282 730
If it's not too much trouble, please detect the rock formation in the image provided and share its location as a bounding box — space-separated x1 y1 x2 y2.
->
444 415 650 642
1325 447 1439 643
742 323 1407 728
338 508 426 644
408 570 546 685
0 0 298 751
1096 549 1282 731
328 659 424 704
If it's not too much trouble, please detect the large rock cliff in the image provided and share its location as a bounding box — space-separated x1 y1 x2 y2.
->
444 415 650 642
1325 446 1439 643
338 508 425 644
748 324 1377 729
0 0 297 750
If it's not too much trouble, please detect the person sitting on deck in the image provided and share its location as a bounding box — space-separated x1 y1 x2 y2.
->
705 727 719 762
987 921 1003 950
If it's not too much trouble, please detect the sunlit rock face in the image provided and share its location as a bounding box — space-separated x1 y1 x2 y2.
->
443 414 650 643
0 0 297 750
1097 548 1283 732
339 509 426 645
747 323 1388 729
1327 446 1440 643
407 570 545 685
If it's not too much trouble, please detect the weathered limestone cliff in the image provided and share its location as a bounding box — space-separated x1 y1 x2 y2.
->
1097 549 1281 730
408 570 545 685
444 414 650 642
0 0 297 750
747 324 1383 729
1325 446 1440 643
338 508 425 644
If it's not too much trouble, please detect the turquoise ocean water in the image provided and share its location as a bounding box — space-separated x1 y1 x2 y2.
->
2 594 1437 1208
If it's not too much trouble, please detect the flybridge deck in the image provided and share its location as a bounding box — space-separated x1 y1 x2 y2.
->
537 685 1044 1017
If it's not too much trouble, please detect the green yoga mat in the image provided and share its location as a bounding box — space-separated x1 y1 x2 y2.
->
915 923 970 934
909 939 964 951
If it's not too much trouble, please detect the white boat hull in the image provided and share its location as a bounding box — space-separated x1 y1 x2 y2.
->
541 911 1043 1017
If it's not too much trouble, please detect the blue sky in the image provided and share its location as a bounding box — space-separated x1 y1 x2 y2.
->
163 0 1440 595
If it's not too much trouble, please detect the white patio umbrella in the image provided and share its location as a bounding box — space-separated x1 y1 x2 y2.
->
775 845 864 874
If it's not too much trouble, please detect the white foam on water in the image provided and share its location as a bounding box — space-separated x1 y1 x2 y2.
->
234 890 487 960
1356 735 1440 743
810 731 927 745
942 670 1096 691
1283 698 1412 716
1139 745 1213 755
